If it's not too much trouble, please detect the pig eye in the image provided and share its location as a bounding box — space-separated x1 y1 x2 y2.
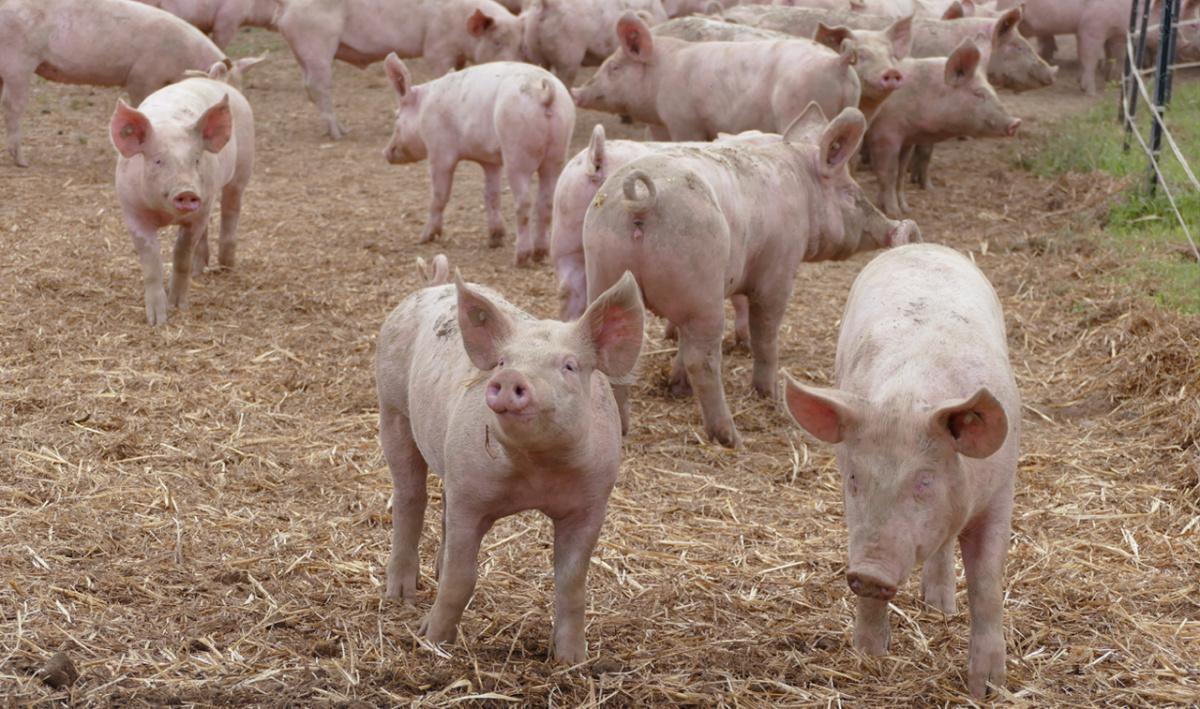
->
915 475 934 494
154 158 163 166
563 357 579 373
497 357 506 368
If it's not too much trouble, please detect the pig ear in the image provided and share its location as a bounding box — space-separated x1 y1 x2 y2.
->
232 53 268 78
930 387 1008 459
617 12 654 62
782 101 828 144
944 39 982 87
466 8 496 37
576 271 645 380
783 372 863 444
813 23 853 52
941 1 964 20
384 52 413 98
455 270 516 371
110 99 154 158
961 0 977 16
886 15 914 58
848 0 866 11
993 7 1022 45
586 123 606 178
817 107 865 176
193 95 233 153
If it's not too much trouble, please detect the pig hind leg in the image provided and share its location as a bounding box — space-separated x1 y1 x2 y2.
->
731 295 750 350
1103 34 1124 82
921 542 958 613
678 319 740 448
482 163 506 248
897 145 915 213
282 25 346 139
909 144 934 190
869 133 905 218
1 69 31 167
505 161 537 266
1076 31 1105 95
381 408 429 602
534 157 566 263
420 506 492 645
420 156 458 244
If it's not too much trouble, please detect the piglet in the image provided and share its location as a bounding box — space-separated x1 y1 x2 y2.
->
110 74 255 325
382 55 574 266
376 257 644 662
784 243 1019 699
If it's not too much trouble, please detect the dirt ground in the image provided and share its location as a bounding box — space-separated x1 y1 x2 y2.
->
2 28 1198 706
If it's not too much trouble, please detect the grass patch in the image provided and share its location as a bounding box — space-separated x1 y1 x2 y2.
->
1029 77 1200 314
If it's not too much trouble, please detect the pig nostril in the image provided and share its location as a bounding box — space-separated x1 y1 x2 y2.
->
513 384 525 398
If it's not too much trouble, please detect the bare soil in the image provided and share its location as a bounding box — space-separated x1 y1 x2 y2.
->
2 29 1197 705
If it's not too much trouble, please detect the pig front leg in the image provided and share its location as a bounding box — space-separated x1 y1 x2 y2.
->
731 295 750 350
853 596 891 656
421 506 491 647
960 506 1012 698
897 145 915 214
169 218 208 313
2 71 31 167
482 163 507 248
869 134 904 218
192 230 211 277
909 144 933 190
679 320 740 448
921 542 957 614
217 182 244 269
1076 31 1104 96
550 508 607 664
381 408 429 602
420 157 458 244
127 221 168 326
747 293 789 399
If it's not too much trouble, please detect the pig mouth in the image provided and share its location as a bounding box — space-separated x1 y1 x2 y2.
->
846 564 899 601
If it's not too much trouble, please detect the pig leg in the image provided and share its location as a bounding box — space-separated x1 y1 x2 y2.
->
870 135 904 218
192 231 210 276
1076 32 1103 95
960 505 1012 698
648 125 671 141
853 597 891 656
1036 34 1057 62
381 408 428 603
747 294 788 399
420 157 458 244
667 345 691 398
921 542 958 614
217 183 243 269
420 506 492 646
910 144 933 190
288 35 346 139
169 218 207 313
211 9 241 51
1103 35 1124 82
550 509 606 664
897 145 914 214
678 321 739 448
506 163 537 266
482 163 506 248
126 216 169 326
1 70 31 167
555 251 588 322
732 296 750 350
534 161 564 263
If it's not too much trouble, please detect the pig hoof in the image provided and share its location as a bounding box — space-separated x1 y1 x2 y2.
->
922 587 957 614
419 616 456 646
488 229 506 248
551 642 586 665
145 295 169 327
708 423 740 449
418 227 441 244
532 247 549 263
853 627 890 656
967 635 1006 698
13 153 29 168
514 250 533 267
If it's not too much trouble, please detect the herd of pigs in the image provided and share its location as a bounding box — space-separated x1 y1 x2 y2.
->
7 0 1196 699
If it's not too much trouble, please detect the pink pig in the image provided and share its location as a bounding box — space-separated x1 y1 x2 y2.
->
784 243 1019 699
572 12 861 140
995 0 1129 94
583 105 919 447
521 0 668 83
110 73 255 326
133 0 277 49
0 0 231 167
382 56 574 266
375 256 644 663
274 0 526 139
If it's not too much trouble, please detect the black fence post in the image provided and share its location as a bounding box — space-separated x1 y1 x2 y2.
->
1123 0 1156 152
1148 0 1178 194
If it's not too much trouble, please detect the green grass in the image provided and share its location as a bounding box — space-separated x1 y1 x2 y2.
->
1028 78 1200 314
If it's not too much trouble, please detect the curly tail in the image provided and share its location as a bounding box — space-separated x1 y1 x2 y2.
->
622 169 656 214
416 254 451 286
537 77 555 108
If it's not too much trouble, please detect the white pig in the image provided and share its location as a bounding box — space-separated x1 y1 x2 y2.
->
133 0 277 49
783 243 1019 699
522 0 669 83
110 74 255 326
382 56 574 266
376 257 644 663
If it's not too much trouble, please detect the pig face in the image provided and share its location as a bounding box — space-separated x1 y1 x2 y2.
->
381 54 428 164
939 40 1022 138
110 96 233 217
456 271 644 450
814 17 911 101
465 8 525 64
784 379 1010 600
984 7 1057 90
571 13 658 121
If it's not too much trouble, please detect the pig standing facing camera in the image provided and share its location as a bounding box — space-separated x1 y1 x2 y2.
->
783 243 1020 699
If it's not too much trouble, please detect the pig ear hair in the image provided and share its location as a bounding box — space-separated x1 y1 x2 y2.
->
941 1 964 20
455 270 515 371
616 12 654 62
782 372 862 444
944 38 982 86
813 23 853 52
782 101 828 144
384 52 413 98
577 271 645 381
993 6 1022 42
586 124 606 178
930 387 1008 459
466 8 496 37
194 95 233 153
818 107 865 175
886 15 914 58
110 99 154 158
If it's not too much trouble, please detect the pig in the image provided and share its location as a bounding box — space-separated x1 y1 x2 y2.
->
109 73 255 326
994 0 1128 94
522 0 669 83
653 16 790 40
133 0 276 49
382 56 574 266
274 0 526 139
583 104 920 447
375 256 645 663
866 39 1020 217
573 13 861 140
0 0 232 167
783 243 1019 699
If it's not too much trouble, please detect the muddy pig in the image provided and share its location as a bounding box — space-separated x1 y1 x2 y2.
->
784 243 1019 698
375 256 644 662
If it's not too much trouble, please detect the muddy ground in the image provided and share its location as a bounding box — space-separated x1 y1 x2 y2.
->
2 29 1198 705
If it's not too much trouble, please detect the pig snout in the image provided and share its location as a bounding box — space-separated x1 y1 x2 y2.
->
846 568 898 601
878 69 903 91
172 191 202 214
1005 118 1022 137
887 219 921 246
569 87 582 105
486 370 535 416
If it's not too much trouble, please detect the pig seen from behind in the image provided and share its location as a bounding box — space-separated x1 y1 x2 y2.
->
784 243 1020 699
383 56 574 267
375 255 645 662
